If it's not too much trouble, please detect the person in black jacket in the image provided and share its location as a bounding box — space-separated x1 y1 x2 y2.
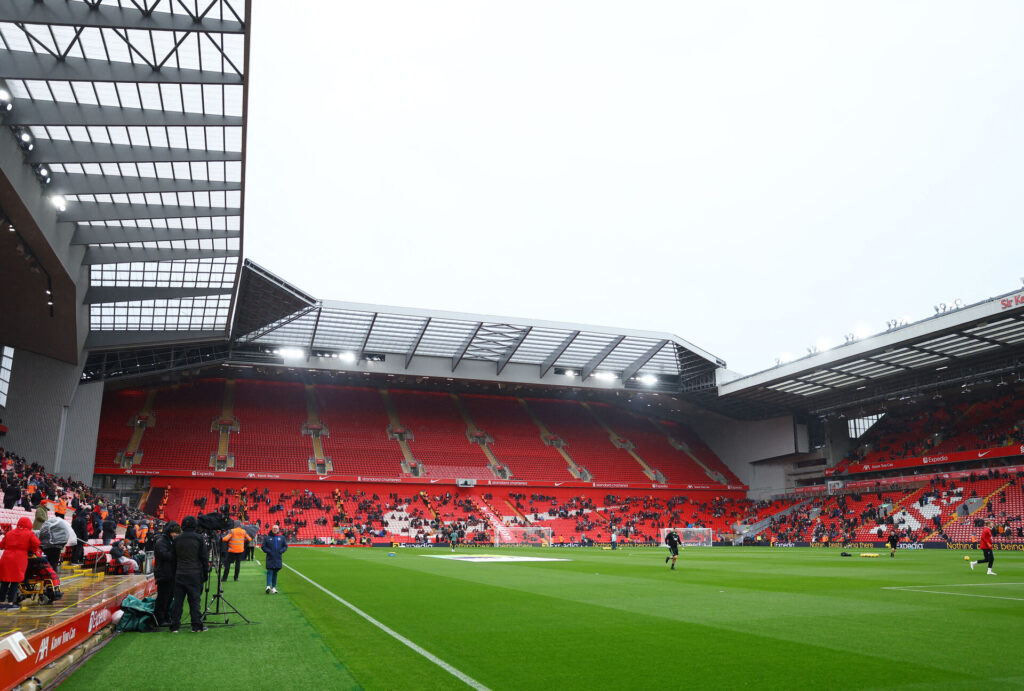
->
70 509 88 564
124 520 138 549
168 515 209 633
153 521 180 627
101 515 117 545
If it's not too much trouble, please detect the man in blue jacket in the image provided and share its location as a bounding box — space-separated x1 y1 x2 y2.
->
260 524 288 594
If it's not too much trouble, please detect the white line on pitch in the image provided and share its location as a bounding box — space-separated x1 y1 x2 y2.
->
882 582 1024 589
283 563 490 691
883 588 1024 602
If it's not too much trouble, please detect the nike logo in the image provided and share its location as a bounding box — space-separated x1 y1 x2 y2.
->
977 451 991 458
317 476 328 480
554 482 563 487
430 479 440 483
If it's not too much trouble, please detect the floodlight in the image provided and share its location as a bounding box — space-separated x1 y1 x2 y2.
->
594 372 616 381
564 370 578 377
0 88 10 101
339 351 357 363
19 131 31 143
50 195 66 211
639 374 658 385
277 347 304 359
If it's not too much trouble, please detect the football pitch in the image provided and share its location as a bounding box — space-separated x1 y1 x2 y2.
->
63 546 1023 690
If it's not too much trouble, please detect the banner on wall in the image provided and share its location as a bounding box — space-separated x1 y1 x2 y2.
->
846 444 1024 475
105 466 746 492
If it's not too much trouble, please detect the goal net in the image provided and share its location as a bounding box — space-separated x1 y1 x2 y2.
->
493 526 553 547
659 527 713 547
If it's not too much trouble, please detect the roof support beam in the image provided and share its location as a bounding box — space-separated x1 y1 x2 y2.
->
306 305 324 361
404 318 431 368
51 173 241 196
582 336 625 381
82 247 239 265
3 100 243 128
71 225 239 245
0 49 243 84
496 327 531 375
85 286 231 303
60 202 239 222
621 339 669 382
539 331 580 378
28 140 242 164
355 313 377 360
0 0 246 33
452 322 483 371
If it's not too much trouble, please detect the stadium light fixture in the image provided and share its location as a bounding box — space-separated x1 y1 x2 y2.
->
50 195 66 212
276 347 305 360
594 372 616 381
564 370 578 377
16 128 33 151
339 351 357 363
0 88 12 110
639 374 658 385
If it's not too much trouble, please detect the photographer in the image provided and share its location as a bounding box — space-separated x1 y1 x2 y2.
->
168 515 209 633
153 521 180 627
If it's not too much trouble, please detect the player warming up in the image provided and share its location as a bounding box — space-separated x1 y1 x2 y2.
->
888 529 899 558
969 521 996 576
664 529 682 570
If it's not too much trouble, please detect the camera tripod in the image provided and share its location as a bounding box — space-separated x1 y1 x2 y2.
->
200 533 252 626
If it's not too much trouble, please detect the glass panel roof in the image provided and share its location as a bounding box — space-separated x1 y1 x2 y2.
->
0 0 248 335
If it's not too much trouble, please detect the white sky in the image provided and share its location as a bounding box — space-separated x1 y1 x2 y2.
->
243 1 1024 375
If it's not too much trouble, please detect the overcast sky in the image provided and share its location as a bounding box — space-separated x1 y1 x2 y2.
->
243 1 1023 375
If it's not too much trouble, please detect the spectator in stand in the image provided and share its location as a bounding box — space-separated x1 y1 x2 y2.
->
124 520 138 550
0 517 41 608
33 500 49 530
109 539 138 574
70 508 88 564
37 513 76 572
101 513 117 545
2 482 19 509
261 524 288 594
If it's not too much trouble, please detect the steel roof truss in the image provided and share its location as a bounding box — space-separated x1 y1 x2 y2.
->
451 322 483 371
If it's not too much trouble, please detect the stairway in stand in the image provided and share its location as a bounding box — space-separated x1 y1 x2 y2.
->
518 398 590 480
118 388 158 468
210 379 239 470
582 402 661 482
303 384 332 473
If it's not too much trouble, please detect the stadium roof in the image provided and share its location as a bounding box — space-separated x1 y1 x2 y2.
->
0 0 249 357
227 261 725 390
717 287 1024 417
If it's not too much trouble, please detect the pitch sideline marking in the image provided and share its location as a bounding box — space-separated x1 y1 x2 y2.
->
283 562 491 691
882 582 1024 602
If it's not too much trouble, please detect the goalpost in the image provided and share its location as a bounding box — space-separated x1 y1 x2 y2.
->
493 526 553 547
659 527 714 547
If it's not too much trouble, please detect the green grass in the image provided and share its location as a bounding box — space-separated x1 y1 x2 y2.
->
64 547 1024 690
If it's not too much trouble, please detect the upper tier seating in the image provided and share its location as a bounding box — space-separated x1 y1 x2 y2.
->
527 399 650 483
317 386 405 477
459 395 573 481
139 380 223 470
389 390 494 480
231 380 310 473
